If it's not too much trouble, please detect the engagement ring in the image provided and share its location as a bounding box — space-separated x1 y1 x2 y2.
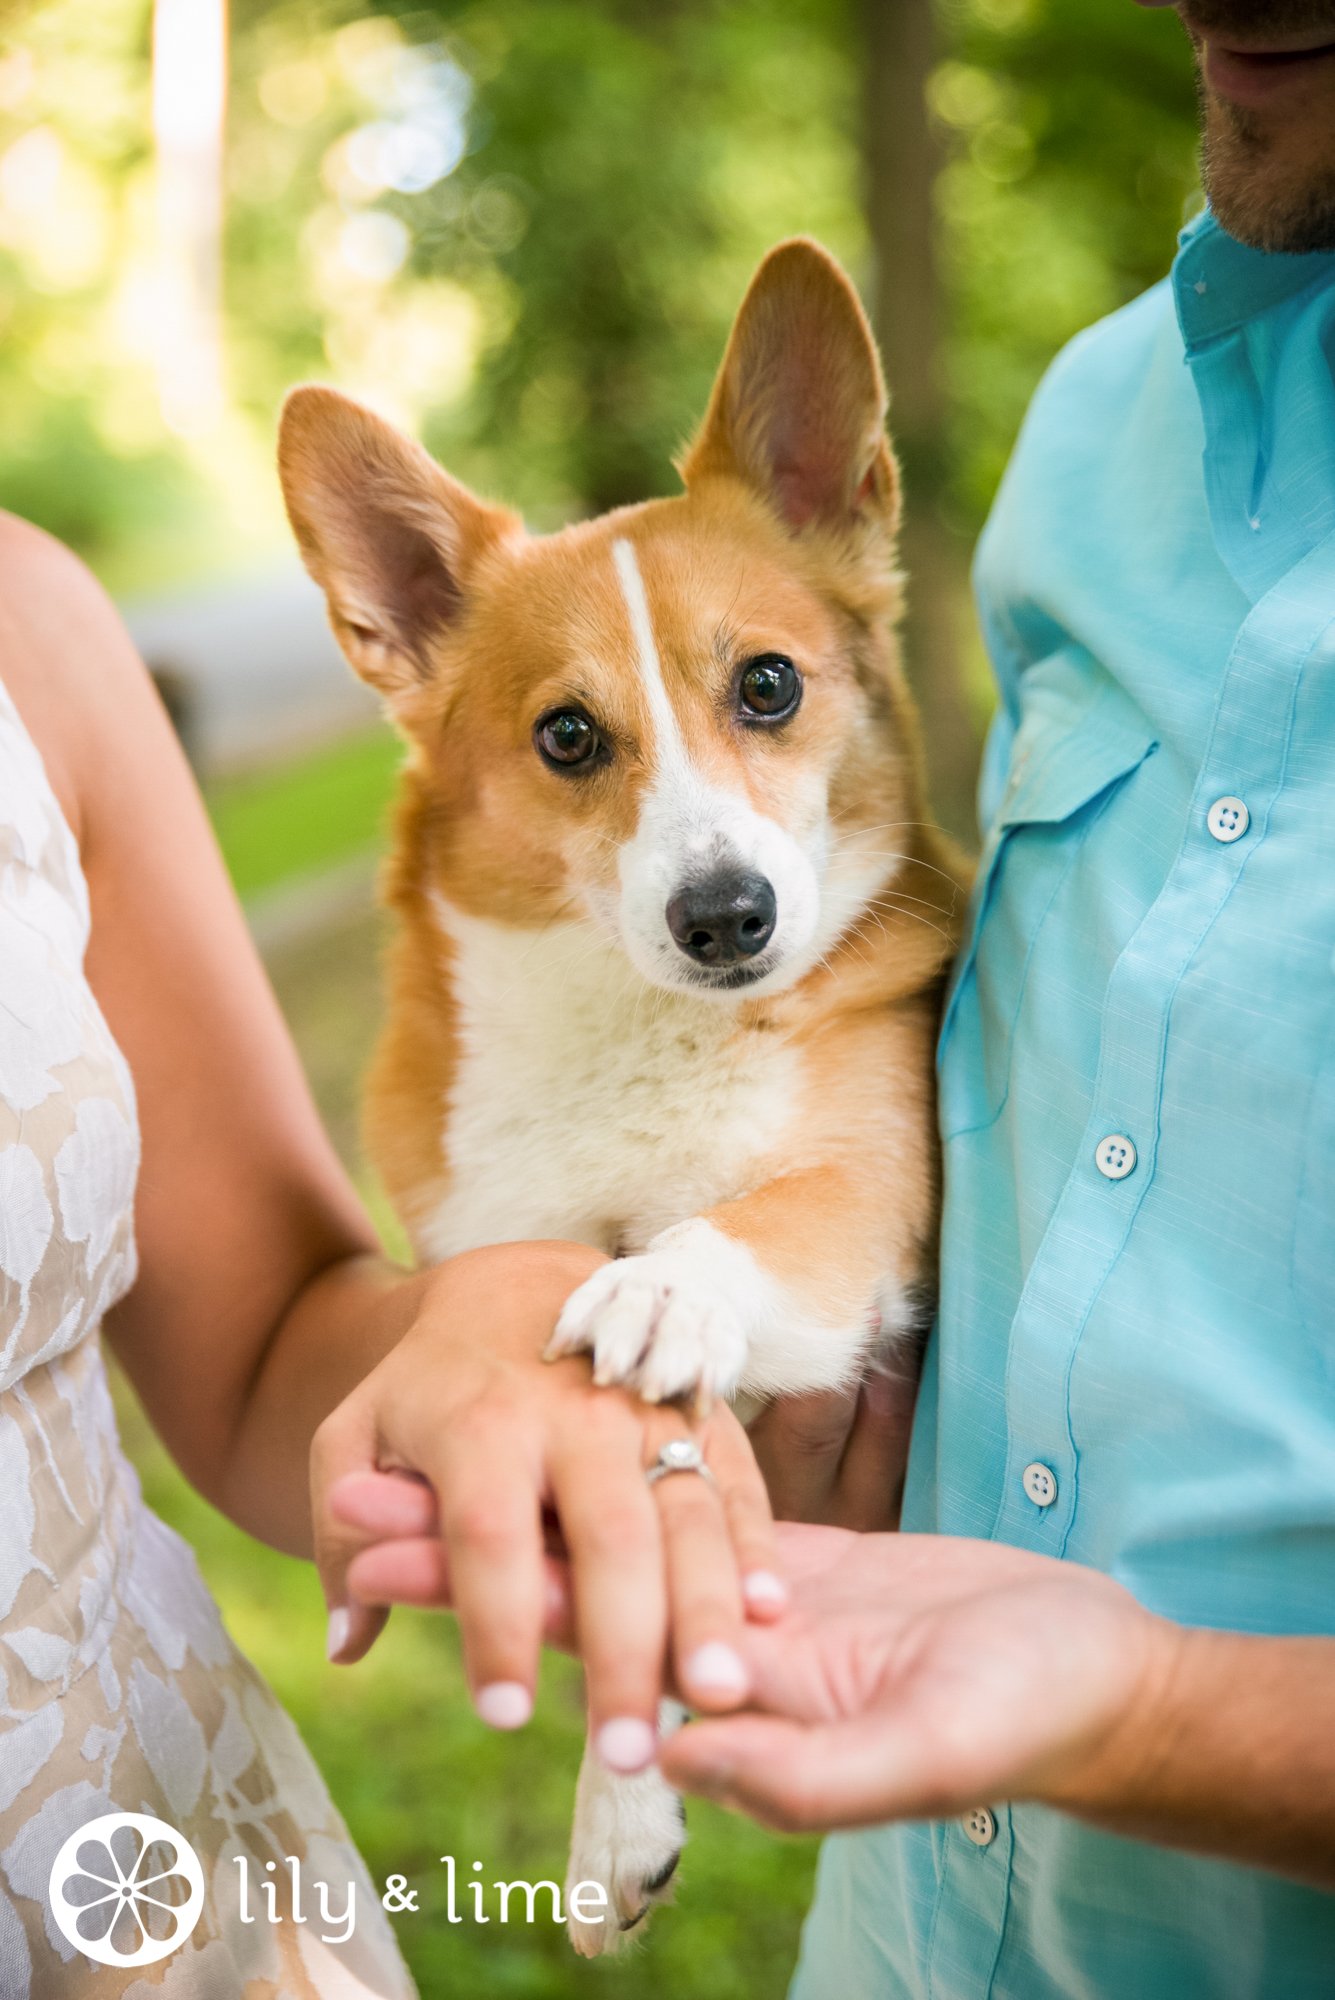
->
645 1438 715 1486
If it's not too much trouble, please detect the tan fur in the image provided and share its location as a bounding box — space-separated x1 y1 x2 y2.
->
354 486 965 1279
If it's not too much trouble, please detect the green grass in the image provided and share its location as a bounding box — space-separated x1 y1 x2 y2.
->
205 725 403 900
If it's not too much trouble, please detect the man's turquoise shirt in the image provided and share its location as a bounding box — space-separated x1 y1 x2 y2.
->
793 212 1335 1999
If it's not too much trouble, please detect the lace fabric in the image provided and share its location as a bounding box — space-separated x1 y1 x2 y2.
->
0 676 414 1998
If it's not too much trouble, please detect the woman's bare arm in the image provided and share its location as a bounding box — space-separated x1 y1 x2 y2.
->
0 511 415 1546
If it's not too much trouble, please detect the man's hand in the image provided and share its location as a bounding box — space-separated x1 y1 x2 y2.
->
659 1523 1335 1891
658 1523 1168 1827
747 1370 917 1529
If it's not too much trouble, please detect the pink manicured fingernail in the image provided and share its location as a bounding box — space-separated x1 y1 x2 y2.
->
596 1717 657 1772
684 1642 748 1698
475 1681 533 1730
743 1569 788 1613
326 1608 351 1661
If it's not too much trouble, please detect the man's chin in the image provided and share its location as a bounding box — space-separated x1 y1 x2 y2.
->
1200 97 1335 252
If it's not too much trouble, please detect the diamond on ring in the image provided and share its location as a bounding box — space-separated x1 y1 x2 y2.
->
645 1438 715 1485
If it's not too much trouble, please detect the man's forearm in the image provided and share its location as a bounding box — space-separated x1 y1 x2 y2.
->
1059 1623 1335 1891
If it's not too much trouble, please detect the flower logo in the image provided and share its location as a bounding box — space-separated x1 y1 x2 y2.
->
49 1812 205 1968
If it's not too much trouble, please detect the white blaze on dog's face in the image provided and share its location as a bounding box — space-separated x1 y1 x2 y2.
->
600 532 823 994
278 238 915 999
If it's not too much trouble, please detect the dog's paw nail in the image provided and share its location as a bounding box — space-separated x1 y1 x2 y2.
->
641 1849 682 1897
545 1316 585 1359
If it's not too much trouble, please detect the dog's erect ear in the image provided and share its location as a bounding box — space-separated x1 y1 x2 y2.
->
278 386 517 711
680 238 897 536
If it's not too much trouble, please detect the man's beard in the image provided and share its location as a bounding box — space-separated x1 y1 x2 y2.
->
1198 80 1335 252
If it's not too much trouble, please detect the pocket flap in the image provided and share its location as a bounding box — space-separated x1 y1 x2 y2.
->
996 654 1157 831
937 649 1158 1105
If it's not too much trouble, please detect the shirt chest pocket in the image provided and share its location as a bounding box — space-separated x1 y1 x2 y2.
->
939 651 1158 1141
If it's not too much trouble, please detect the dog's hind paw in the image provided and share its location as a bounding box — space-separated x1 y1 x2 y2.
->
565 1757 685 1957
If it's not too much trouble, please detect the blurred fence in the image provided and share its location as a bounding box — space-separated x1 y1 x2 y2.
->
126 559 375 773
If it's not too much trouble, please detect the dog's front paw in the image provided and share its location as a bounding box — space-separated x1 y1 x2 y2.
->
565 1758 684 1958
548 1241 748 1408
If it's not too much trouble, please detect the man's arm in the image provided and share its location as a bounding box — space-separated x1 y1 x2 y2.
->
657 1522 1335 1891
1060 1622 1335 1888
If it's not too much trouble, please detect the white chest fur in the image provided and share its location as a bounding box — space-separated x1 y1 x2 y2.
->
415 901 800 1264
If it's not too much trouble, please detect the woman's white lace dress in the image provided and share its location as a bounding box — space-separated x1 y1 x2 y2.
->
0 676 415 1998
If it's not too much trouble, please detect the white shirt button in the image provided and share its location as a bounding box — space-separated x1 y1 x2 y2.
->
962 1807 997 1847
1022 1462 1058 1508
1206 795 1249 843
1094 1133 1136 1180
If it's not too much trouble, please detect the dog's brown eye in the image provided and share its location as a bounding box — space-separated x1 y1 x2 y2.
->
738 656 801 721
536 707 601 769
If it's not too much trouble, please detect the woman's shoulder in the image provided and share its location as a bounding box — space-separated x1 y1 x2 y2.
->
0 511 159 848
0 509 116 649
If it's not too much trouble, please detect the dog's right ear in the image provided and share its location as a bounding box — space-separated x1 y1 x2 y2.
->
278 387 518 715
679 238 897 541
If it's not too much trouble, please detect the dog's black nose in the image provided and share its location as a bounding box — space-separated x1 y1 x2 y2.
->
666 871 777 966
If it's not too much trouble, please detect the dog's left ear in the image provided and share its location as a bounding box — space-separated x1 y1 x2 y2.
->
679 237 898 538
278 386 519 718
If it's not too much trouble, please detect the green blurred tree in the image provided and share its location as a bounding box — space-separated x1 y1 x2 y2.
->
0 1 202 574
859 0 1198 827
861 0 972 826
0 0 1200 793
936 0 1199 527
358 0 1198 829
366 0 862 524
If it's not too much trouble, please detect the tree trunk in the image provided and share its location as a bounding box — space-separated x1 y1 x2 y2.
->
860 0 981 843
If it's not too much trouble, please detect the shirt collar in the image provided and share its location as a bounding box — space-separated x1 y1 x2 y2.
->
1172 206 1335 350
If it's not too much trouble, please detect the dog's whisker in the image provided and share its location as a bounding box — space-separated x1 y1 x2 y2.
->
862 898 957 946
834 843 967 891
827 812 945 836
862 886 961 918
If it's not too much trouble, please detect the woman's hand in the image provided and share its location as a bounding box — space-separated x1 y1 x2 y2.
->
747 1368 918 1530
311 1241 786 1773
658 1521 1174 1831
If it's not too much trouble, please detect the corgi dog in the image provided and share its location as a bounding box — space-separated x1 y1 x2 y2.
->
278 237 967 1955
